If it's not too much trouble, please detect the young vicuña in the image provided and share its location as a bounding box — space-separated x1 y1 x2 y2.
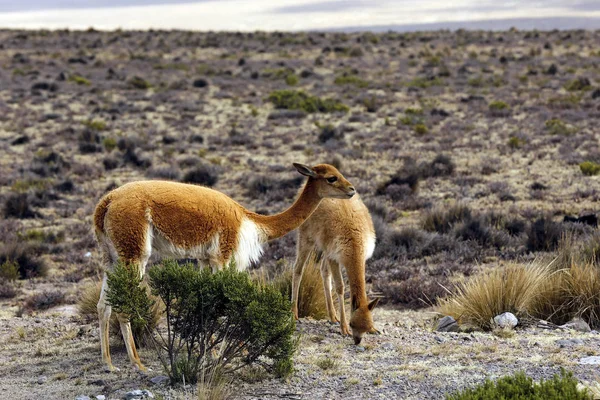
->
291 193 379 344
93 163 355 371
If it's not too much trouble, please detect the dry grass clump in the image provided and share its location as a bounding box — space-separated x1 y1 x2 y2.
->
437 260 558 329
438 233 600 329
422 203 471 233
78 280 163 346
257 255 327 320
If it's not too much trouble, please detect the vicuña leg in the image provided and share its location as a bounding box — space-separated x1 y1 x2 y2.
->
291 243 311 319
330 259 350 335
97 274 116 371
320 258 338 323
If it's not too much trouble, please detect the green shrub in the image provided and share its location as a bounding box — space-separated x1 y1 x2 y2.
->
489 100 510 111
129 76 152 89
0 243 47 279
545 118 574 135
68 74 91 86
406 76 444 88
564 77 592 92
334 74 369 88
102 137 117 152
580 161 600 176
508 136 526 149
446 369 591 400
0 259 19 281
268 90 349 113
112 261 297 384
285 74 299 86
83 119 107 131
413 124 428 135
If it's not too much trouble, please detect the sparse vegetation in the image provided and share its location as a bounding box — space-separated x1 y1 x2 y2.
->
268 90 349 113
580 161 600 176
447 369 591 400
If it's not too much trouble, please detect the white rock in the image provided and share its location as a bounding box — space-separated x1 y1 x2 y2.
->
493 312 518 329
84 252 92 258
579 356 600 365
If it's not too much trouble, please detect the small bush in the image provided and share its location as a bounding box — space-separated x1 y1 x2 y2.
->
0 282 18 299
68 74 91 85
508 136 526 149
129 76 152 89
182 165 219 187
545 118 573 136
0 259 19 281
22 290 66 313
413 124 428 135
3 193 36 219
317 124 343 143
526 217 565 252
334 74 369 88
580 161 600 176
564 77 592 92
446 369 591 400
102 137 117 152
0 243 47 279
82 119 107 131
285 74 299 86
268 90 349 113
421 154 455 178
489 100 509 111
422 203 471 234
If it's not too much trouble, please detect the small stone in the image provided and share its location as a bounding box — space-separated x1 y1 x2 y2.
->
493 312 518 329
579 356 600 365
75 396 91 400
434 335 445 343
124 389 154 400
435 316 459 332
37 375 48 384
355 346 365 352
96 396 106 400
560 318 591 333
380 343 394 351
556 338 584 348
149 375 169 386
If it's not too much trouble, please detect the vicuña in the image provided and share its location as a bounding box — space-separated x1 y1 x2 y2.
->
93 163 355 371
291 192 379 344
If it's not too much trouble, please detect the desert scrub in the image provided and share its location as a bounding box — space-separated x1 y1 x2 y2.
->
102 137 117 152
68 74 91 85
0 242 47 279
413 124 428 135
446 369 591 400
82 119 106 131
129 76 152 89
405 76 443 88
285 74 299 86
564 77 592 92
334 74 369 88
268 90 349 113
489 100 509 111
508 136 526 149
545 118 575 135
580 161 600 176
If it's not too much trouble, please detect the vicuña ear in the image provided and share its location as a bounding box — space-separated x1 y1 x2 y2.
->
367 297 380 311
293 163 317 178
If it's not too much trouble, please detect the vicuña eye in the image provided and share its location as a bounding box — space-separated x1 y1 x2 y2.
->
326 176 338 183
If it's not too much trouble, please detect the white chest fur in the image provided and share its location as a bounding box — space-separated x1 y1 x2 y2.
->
364 231 376 260
234 219 264 270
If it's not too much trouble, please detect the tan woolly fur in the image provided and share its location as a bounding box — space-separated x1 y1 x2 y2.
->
291 193 379 345
93 163 355 371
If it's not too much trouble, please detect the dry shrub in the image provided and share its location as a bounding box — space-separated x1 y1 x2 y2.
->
567 263 600 326
197 366 233 400
78 280 162 346
437 260 556 329
259 255 327 320
422 203 471 234
22 290 66 313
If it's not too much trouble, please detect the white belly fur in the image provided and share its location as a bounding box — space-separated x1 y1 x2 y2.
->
150 224 221 263
364 231 376 260
234 219 264 271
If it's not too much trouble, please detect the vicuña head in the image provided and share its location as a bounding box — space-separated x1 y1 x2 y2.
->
350 296 380 345
93 162 354 371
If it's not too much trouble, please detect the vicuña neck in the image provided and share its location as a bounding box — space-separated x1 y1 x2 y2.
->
248 179 322 241
349 260 369 309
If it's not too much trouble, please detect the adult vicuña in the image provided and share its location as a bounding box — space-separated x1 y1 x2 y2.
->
93 163 355 371
291 192 379 344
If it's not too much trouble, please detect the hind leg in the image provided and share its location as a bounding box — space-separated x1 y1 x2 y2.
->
97 273 117 372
